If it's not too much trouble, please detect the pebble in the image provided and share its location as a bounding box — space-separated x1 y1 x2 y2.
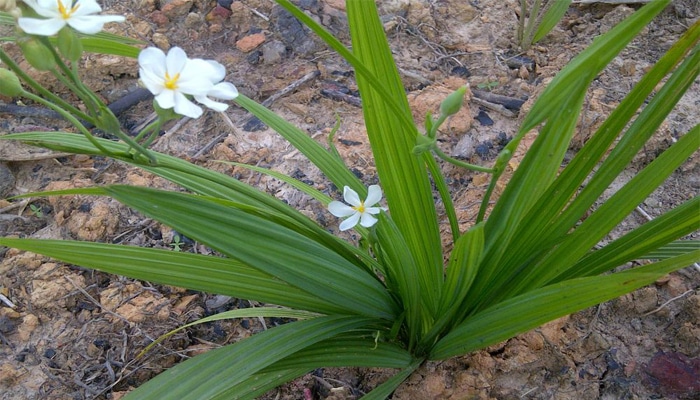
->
149 10 169 27
161 0 194 19
261 40 287 64
152 33 170 50
236 33 266 52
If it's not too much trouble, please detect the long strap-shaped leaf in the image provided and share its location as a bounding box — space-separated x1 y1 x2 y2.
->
124 315 374 399
489 24 700 291
0 238 345 315
347 0 443 313
86 185 397 319
430 250 700 360
559 197 700 281
468 0 670 306
230 335 417 399
514 124 699 293
0 132 371 272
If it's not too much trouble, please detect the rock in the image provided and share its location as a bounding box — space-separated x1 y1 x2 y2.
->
152 32 170 50
149 10 170 27
261 40 287 64
273 5 319 56
18 314 39 342
161 0 194 19
644 352 700 398
206 4 231 21
236 33 266 52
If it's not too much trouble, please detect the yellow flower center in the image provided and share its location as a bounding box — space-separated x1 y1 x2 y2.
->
353 201 366 214
57 0 80 20
164 71 180 90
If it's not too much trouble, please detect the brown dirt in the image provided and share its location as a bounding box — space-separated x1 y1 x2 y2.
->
1 0 699 399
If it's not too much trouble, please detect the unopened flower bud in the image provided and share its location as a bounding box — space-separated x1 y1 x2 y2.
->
439 85 468 118
57 27 83 62
18 36 55 71
0 68 23 97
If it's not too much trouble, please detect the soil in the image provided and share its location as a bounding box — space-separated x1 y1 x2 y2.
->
1 0 699 399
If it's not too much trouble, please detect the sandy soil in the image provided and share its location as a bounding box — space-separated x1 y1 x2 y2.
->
1 0 699 399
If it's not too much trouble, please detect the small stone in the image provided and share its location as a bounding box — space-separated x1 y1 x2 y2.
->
207 4 232 21
161 0 194 19
184 12 203 28
236 33 266 52
152 33 170 50
149 10 169 27
18 314 39 342
261 40 287 64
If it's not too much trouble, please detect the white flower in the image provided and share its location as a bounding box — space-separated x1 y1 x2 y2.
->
138 47 238 119
193 60 239 112
328 185 385 231
18 0 125 36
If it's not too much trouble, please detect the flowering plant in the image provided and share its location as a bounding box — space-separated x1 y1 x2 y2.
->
0 0 698 398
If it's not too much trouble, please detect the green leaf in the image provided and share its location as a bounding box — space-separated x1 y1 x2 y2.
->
430 250 700 360
0 238 341 314
233 95 362 195
347 0 443 313
640 240 700 260
125 316 375 399
361 358 423 400
97 185 397 320
467 0 672 309
0 132 371 271
485 23 700 298
532 0 573 43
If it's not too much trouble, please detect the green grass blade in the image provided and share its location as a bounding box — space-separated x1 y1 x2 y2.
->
124 316 375 399
532 0 572 43
430 250 700 360
347 0 443 312
98 185 397 319
0 238 342 314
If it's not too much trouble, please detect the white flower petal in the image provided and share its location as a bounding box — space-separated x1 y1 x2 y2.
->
24 0 59 18
173 91 203 119
154 90 175 109
18 17 65 36
342 186 361 207
364 206 383 215
208 82 239 100
365 185 382 207
71 0 103 16
68 15 124 35
339 212 361 231
359 212 378 228
138 47 166 69
194 95 228 112
328 201 356 218
166 47 188 74
176 75 214 96
139 67 166 94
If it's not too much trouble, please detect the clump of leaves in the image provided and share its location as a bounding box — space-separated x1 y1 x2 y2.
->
0 1 697 398
518 0 572 50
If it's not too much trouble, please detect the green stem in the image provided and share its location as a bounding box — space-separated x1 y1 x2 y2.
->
431 146 494 173
0 48 93 123
21 90 117 157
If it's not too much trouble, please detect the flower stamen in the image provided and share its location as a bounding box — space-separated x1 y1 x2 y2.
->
57 0 80 20
164 72 180 90
353 202 366 214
